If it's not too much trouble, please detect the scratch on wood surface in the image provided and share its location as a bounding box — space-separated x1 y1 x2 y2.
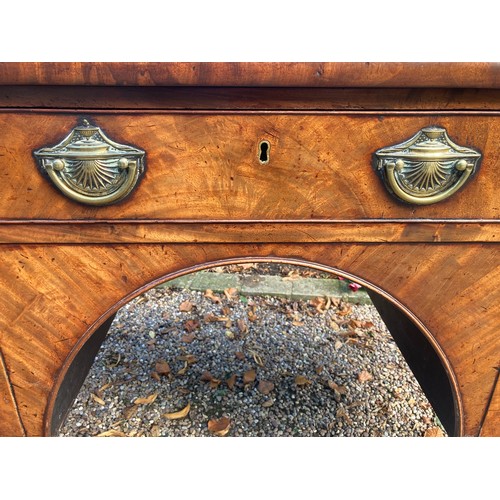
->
0 347 26 436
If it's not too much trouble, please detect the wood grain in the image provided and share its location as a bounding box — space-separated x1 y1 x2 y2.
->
0 221 497 244
0 112 498 221
0 62 499 88
1 86 500 111
0 242 498 436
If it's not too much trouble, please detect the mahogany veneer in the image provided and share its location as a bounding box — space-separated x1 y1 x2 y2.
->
0 62 498 436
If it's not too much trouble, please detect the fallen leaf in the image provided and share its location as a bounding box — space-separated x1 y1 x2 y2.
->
97 429 126 437
424 427 445 437
183 319 200 333
237 319 248 334
243 369 257 384
177 354 198 365
208 416 231 436
123 405 138 419
336 406 353 425
224 287 239 300
235 351 245 361
134 392 158 405
179 300 194 312
181 332 196 343
226 374 237 390
225 330 235 340
248 349 264 367
295 375 312 386
292 320 304 327
151 371 161 381
150 425 160 437
349 319 364 329
204 289 221 303
309 296 327 314
99 382 112 393
91 393 105 406
262 399 275 408
315 365 324 375
357 370 374 383
177 361 189 375
258 380 275 395
334 340 343 350
200 371 221 388
163 402 191 420
155 360 171 375
328 380 347 395
337 304 353 316
247 309 258 322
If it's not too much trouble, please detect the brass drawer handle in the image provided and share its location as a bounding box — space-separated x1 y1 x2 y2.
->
374 127 481 205
34 119 145 206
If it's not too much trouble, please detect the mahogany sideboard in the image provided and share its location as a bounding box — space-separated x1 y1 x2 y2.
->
0 62 498 437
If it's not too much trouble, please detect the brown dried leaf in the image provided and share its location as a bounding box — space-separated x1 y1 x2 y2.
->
179 300 194 312
97 429 126 437
181 332 196 343
177 354 198 365
150 425 160 437
151 371 161 381
177 361 189 375
224 287 239 300
258 380 275 395
183 319 200 333
336 406 353 425
226 374 237 390
262 399 275 408
292 320 304 327
204 289 221 303
208 416 231 436
91 393 105 406
134 392 158 405
424 427 445 437
163 402 191 420
237 319 248 334
328 380 347 395
337 304 353 316
309 296 327 314
315 365 324 375
235 351 245 361
357 370 374 383
200 371 216 382
334 340 343 350
123 405 138 419
155 360 171 375
243 369 256 384
295 375 312 386
247 309 258 322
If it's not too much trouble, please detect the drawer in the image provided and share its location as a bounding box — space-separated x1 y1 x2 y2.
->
1 111 498 220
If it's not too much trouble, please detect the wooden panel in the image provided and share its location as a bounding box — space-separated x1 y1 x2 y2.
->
0 62 499 88
1 86 500 111
0 242 497 436
1 112 498 220
0 221 498 244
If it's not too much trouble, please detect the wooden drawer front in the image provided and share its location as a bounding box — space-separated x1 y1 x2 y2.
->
1 112 498 220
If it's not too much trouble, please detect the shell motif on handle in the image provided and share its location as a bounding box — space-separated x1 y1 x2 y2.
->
374 126 481 205
34 119 145 206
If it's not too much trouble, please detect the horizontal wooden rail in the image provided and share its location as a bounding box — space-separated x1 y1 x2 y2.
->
0 220 497 244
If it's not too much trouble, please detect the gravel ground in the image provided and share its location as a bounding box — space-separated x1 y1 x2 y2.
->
59 266 446 437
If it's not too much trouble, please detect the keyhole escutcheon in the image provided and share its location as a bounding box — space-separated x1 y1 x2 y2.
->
258 140 270 164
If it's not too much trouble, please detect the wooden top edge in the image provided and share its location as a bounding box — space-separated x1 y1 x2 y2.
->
0 62 499 88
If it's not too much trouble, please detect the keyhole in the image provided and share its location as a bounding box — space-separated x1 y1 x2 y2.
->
259 140 270 164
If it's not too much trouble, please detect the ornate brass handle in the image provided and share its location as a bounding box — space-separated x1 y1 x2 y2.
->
374 127 481 205
34 119 145 206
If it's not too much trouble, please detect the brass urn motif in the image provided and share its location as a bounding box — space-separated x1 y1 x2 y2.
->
374 127 481 205
34 119 145 206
